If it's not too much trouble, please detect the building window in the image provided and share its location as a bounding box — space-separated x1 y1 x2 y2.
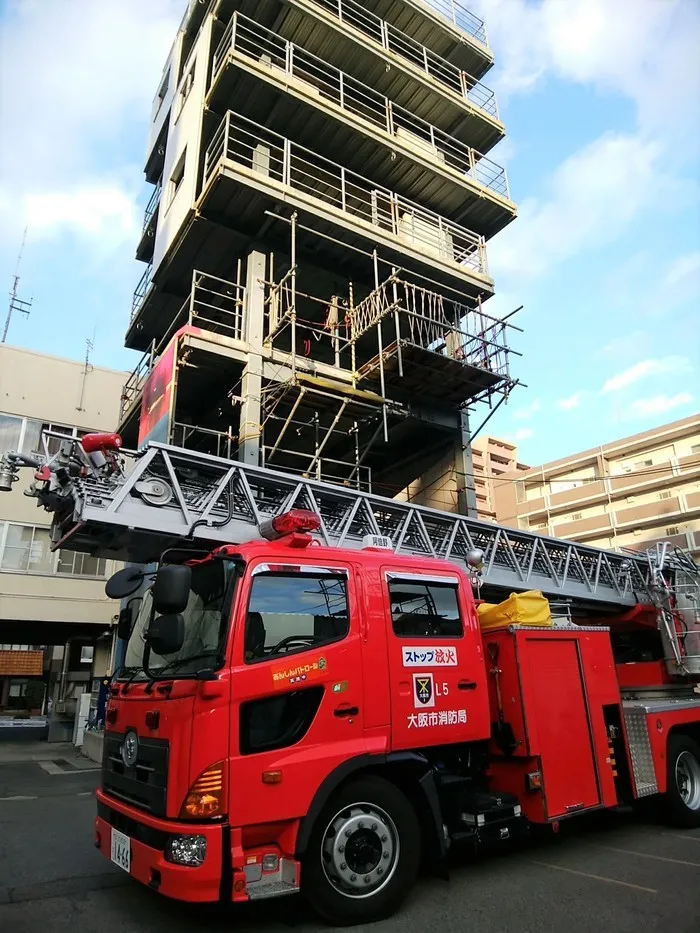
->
56 550 107 578
0 523 107 578
0 525 53 573
168 149 186 207
177 62 195 117
634 459 653 469
154 68 170 118
0 413 89 458
691 444 700 455
666 526 680 536
80 646 94 664
659 491 672 500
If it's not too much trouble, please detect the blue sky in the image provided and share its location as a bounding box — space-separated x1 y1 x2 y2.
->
0 0 698 468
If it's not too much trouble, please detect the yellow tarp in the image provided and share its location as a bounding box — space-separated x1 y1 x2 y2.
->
477 590 553 631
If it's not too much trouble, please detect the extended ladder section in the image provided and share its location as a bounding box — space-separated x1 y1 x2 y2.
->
2 438 655 609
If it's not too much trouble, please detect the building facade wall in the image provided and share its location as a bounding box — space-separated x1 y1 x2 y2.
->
492 414 700 559
0 344 127 713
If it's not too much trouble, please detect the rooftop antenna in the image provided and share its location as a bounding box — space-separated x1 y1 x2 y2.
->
2 227 33 344
77 329 95 412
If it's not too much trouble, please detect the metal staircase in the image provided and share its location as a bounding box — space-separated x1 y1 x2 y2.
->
1 438 655 609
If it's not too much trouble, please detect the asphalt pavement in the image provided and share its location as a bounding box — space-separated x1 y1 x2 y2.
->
0 745 699 933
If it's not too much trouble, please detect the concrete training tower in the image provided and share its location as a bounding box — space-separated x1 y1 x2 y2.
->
118 0 518 514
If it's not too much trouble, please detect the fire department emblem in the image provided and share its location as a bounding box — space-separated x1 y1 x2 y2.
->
121 730 139 768
413 673 435 708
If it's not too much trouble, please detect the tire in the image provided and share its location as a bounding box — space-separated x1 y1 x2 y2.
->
665 734 700 828
302 775 421 925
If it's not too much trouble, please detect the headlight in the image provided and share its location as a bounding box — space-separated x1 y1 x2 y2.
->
166 834 207 867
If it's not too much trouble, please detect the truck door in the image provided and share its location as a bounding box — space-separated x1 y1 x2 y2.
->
227 558 367 832
383 569 490 750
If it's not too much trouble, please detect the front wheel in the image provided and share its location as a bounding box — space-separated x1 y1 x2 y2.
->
302 775 421 925
665 734 700 828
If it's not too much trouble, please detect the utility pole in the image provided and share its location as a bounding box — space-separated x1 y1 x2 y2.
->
2 227 33 344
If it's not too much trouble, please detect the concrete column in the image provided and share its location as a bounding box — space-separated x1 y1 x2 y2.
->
454 409 478 517
238 358 263 466
238 249 266 466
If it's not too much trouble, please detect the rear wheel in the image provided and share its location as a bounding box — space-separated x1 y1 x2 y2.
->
302 776 421 925
665 734 700 828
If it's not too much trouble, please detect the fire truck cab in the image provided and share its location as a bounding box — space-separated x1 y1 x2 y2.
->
95 509 700 925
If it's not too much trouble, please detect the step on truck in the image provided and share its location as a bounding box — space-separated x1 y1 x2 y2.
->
2 434 700 925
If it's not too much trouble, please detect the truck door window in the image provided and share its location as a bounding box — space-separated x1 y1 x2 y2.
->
245 572 349 662
388 580 463 638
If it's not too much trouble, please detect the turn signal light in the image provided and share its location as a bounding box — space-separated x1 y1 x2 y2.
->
179 761 225 819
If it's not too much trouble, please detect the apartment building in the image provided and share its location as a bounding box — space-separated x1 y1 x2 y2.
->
492 414 700 560
118 0 519 514
397 433 529 519
0 344 126 722
471 434 529 520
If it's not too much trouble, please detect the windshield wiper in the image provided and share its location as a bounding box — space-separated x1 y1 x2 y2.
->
149 651 221 681
119 666 144 694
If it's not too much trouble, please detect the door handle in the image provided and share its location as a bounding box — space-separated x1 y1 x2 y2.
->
334 705 359 717
458 680 478 690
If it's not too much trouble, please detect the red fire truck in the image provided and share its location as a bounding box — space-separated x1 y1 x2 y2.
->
2 435 699 925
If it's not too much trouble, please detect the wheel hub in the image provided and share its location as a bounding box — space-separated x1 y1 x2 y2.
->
321 803 399 898
676 750 700 811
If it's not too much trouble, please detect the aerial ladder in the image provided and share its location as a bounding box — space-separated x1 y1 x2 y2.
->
1 432 699 677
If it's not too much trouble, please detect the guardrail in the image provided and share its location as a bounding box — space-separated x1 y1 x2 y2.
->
131 262 153 318
142 184 162 233
204 110 489 276
424 0 488 45
214 0 497 116
348 275 511 377
212 13 507 198
123 271 246 420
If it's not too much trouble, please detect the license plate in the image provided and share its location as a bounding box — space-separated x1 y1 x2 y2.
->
111 828 131 873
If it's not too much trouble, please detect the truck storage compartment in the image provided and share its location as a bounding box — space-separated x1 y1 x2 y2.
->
484 626 622 821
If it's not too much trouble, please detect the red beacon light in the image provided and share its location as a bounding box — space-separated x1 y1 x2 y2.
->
260 509 321 541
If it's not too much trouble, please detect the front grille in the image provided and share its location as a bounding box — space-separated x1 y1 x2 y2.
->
102 731 169 816
97 800 169 851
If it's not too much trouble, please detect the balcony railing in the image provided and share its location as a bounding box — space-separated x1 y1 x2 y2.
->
214 0 497 117
132 262 154 318
348 275 511 378
204 111 489 277
423 0 488 44
142 183 162 232
122 270 246 421
212 13 508 199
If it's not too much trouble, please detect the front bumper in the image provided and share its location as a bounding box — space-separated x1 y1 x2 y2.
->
95 789 224 902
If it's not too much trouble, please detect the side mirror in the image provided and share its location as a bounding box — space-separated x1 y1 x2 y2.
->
146 613 185 656
106 568 144 600
152 564 191 615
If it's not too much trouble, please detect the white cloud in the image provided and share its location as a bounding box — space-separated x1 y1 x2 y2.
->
489 132 664 280
663 251 700 289
600 356 691 394
628 393 694 418
23 185 139 247
469 0 700 143
0 0 183 250
513 399 541 420
557 392 584 411
514 427 533 441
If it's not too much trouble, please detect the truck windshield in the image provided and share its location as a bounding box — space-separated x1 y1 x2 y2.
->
120 559 238 680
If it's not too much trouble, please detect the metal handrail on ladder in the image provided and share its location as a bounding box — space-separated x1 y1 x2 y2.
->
0 439 657 609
